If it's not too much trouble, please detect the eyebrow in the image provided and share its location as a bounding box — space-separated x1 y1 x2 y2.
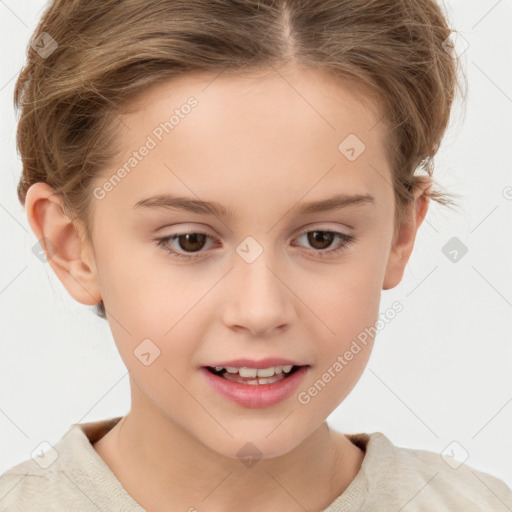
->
133 192 375 217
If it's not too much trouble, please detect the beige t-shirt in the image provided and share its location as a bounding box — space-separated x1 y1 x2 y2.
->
1 416 511 511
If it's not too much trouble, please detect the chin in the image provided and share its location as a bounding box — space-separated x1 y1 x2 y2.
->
202 431 306 463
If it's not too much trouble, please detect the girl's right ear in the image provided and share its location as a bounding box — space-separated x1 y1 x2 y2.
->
24 182 102 307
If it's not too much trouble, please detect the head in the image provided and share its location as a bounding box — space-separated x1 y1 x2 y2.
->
17 0 464 458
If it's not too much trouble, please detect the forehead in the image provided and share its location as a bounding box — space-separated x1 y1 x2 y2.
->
121 65 385 143
95 65 392 216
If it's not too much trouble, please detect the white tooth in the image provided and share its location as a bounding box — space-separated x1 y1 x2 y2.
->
239 367 258 378
222 372 286 385
256 367 275 377
274 366 283 374
225 367 239 374
283 365 293 373
257 376 280 384
215 366 224 372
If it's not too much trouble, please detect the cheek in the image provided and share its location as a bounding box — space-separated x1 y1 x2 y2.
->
294 265 381 415
95 240 212 365
95 233 181 320
301 252 384 345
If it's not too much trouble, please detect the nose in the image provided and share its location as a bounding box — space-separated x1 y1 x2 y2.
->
222 255 296 337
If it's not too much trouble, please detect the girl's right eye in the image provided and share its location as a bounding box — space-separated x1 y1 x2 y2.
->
156 232 219 260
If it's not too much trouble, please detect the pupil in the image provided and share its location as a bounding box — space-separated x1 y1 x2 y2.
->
308 231 333 250
179 233 206 252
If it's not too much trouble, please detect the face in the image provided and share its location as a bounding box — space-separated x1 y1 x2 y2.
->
27 64 428 459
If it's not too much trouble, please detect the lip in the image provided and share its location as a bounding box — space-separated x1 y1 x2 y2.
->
206 358 304 369
200 365 309 408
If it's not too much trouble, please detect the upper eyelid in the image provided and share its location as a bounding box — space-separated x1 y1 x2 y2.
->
157 221 353 237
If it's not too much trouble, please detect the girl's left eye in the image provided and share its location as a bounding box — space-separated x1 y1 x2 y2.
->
155 229 356 261
292 230 356 257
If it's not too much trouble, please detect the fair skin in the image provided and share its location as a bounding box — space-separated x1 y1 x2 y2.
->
24 64 430 511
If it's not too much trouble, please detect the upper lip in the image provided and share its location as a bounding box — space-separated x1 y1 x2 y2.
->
205 358 307 369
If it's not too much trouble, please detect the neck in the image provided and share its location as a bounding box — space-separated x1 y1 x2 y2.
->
93 397 364 512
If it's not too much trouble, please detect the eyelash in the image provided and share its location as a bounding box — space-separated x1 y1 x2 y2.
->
155 229 356 261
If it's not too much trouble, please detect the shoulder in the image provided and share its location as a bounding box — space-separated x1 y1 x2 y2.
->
0 448 80 512
367 432 512 511
0 417 143 511
0 457 68 512
1 423 79 511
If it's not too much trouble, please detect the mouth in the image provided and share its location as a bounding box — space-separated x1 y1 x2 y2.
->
205 364 304 385
201 363 310 408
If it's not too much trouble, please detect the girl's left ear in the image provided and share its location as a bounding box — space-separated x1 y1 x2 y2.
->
24 182 102 307
381 177 432 291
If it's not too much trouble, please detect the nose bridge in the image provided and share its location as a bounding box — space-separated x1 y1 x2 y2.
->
239 249 279 297
223 240 295 335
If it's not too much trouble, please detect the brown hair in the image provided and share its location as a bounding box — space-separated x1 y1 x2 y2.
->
14 0 466 319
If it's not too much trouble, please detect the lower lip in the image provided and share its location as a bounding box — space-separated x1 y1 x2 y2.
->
200 366 309 408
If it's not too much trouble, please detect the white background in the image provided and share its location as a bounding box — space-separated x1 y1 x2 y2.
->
1 0 511 494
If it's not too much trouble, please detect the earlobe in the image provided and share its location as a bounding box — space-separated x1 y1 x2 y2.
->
24 182 102 306
382 180 431 291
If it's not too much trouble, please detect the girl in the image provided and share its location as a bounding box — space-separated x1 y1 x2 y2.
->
1 1 511 510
